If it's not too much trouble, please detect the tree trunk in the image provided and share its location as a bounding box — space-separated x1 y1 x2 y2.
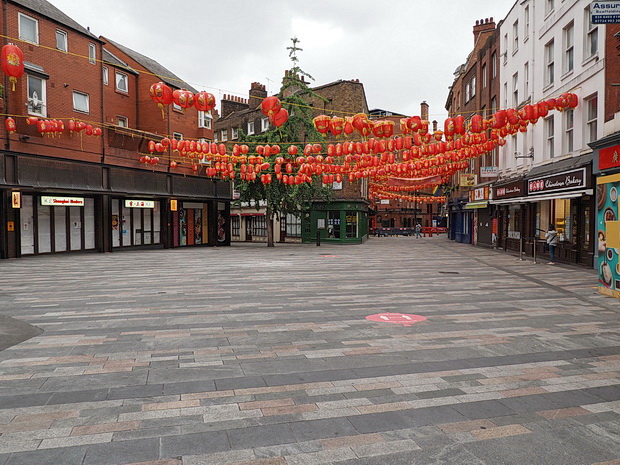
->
266 206 275 247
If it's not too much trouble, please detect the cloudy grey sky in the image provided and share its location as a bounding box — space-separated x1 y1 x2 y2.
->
47 0 516 122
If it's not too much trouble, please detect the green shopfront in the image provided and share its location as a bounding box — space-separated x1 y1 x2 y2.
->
303 201 369 244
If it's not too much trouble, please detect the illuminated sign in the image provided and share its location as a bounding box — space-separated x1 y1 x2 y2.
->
125 200 155 208
41 196 84 206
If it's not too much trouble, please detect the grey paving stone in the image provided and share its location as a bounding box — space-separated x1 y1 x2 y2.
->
228 423 296 449
48 389 109 405
452 400 518 420
346 410 417 434
160 430 230 457
162 380 216 395
4 446 86 465
82 438 160 465
290 417 359 442
106 384 164 400
214 376 266 391
584 385 620 402
0 393 52 409
414 388 467 399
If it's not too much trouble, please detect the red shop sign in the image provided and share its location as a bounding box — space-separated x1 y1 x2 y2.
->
599 144 620 171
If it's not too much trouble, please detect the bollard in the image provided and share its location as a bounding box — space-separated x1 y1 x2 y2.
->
316 231 321 246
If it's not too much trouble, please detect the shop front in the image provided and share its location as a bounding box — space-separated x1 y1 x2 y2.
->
465 186 492 247
490 179 527 253
590 133 620 298
447 196 471 243
112 198 163 249
525 162 594 267
303 200 369 244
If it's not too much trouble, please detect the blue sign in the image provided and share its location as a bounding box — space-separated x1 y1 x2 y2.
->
591 1 620 23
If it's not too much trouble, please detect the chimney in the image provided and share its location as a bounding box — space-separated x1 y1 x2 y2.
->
473 17 496 45
220 93 249 118
432 120 438 132
420 101 429 121
249 82 267 110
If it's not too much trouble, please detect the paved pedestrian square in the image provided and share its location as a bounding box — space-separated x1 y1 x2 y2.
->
0 237 619 464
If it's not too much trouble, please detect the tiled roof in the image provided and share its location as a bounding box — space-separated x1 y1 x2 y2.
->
102 37 197 93
102 48 138 75
12 0 97 38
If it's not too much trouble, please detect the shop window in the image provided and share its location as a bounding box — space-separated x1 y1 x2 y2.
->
286 213 301 237
346 211 358 238
252 216 266 237
328 211 340 238
232 216 240 236
38 205 52 253
554 199 572 242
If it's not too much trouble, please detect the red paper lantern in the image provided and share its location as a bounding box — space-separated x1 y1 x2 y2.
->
261 96 282 117
272 108 289 127
313 115 331 134
330 117 344 136
172 89 194 109
149 82 173 118
194 91 216 112
1 43 24 91
5 117 16 134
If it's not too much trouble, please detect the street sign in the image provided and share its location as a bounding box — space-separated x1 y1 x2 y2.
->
591 2 620 23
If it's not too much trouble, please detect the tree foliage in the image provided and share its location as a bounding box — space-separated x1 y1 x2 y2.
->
235 37 333 246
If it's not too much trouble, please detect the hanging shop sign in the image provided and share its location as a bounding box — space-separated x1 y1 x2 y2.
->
599 144 620 171
528 167 587 195
480 166 499 178
170 199 178 212
493 180 526 200
460 174 477 187
591 1 620 23
470 186 490 202
125 200 154 208
11 191 20 208
41 196 84 206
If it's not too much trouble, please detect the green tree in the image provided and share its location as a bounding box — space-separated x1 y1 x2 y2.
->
236 37 332 247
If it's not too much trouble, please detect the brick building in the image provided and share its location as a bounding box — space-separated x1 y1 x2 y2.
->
215 74 370 244
445 17 501 246
0 0 231 259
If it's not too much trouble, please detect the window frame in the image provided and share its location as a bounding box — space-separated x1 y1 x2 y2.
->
545 116 555 159
482 64 487 89
585 95 598 143
88 43 96 64
115 71 128 93
55 29 68 52
545 40 555 87
261 117 269 132
512 72 519 107
563 22 574 75
116 116 128 127
18 12 38 44
471 76 476 99
584 6 598 59
512 20 519 53
524 6 530 40
564 108 574 153
72 90 90 114
173 132 183 141
102 66 109 86
247 120 255 135
545 0 555 16
524 62 529 99
197 110 212 129
220 129 228 142
491 52 497 79
27 74 46 117
231 127 239 140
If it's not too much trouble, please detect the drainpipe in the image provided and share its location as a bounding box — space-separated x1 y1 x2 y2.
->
3 0 10 151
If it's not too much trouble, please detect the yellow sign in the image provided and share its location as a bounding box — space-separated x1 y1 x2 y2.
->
170 199 178 212
606 221 620 249
460 174 477 187
11 192 20 208
7 221 14 231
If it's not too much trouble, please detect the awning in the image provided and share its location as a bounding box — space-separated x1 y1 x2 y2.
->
465 201 489 209
490 189 592 205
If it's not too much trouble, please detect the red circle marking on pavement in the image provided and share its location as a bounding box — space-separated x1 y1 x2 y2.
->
366 313 427 327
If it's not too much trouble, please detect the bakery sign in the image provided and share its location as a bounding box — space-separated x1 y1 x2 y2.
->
528 167 587 195
493 180 526 199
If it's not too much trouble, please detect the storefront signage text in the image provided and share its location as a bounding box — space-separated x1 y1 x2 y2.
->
41 196 84 206
125 200 154 208
470 186 490 201
599 144 620 171
480 166 499 178
493 181 526 199
528 168 586 194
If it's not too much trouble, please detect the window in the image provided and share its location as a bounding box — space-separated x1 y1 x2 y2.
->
328 211 341 238
220 129 228 142
545 116 555 158
56 29 67 52
72 91 89 113
173 132 183 140
117 116 128 127
503 34 508 63
513 20 519 53
585 6 598 58
286 213 301 238
102 66 108 85
545 40 554 86
586 95 597 143
198 110 212 129
524 6 530 39
524 62 529 98
564 109 574 153
563 23 574 74
545 0 554 15
482 64 487 89
471 76 476 99
252 216 266 237
88 43 96 64
231 127 239 140
232 216 240 237
261 117 269 131
465 82 470 102
491 52 497 78
512 73 518 107
345 211 358 239
248 121 255 135
503 82 508 109
19 13 38 44
27 75 46 116
491 97 497 113
115 71 128 93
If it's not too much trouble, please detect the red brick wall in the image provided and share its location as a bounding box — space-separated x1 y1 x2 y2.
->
605 25 620 123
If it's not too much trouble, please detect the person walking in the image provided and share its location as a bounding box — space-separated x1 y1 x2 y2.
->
415 222 422 238
546 224 559 264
